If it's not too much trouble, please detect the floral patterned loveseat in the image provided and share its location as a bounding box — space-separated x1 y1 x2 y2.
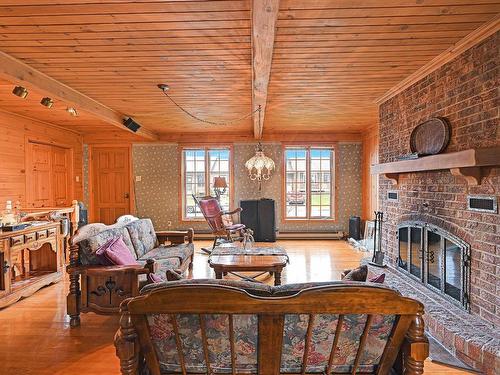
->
66 217 194 327
115 279 429 374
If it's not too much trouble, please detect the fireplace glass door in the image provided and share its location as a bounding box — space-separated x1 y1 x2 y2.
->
397 222 470 309
410 227 422 279
426 231 442 290
445 238 462 302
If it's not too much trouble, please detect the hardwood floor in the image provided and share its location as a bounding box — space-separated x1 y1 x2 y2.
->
0 239 472 374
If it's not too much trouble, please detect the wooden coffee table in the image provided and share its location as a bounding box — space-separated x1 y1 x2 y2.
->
208 246 288 286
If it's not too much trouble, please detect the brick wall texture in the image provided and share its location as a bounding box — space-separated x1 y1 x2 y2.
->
379 32 499 328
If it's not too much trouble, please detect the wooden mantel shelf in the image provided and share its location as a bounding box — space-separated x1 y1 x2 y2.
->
371 147 500 186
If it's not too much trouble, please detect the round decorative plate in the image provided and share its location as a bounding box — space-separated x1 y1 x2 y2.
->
410 117 451 156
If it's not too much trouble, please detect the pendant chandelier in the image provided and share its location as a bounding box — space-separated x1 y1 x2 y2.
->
245 143 275 191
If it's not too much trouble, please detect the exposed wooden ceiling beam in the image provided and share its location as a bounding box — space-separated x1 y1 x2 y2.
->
252 0 280 139
0 51 159 140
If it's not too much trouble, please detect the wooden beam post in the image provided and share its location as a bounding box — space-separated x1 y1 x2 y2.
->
0 51 158 140
252 0 280 139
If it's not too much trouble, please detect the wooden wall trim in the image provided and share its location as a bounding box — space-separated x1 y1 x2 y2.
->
0 51 158 140
361 124 379 220
375 15 500 105
84 131 363 144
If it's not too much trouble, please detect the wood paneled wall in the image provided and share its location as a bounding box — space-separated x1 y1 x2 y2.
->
0 110 83 206
362 125 379 220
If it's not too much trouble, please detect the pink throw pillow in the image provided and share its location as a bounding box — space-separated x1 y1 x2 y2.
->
96 237 162 283
96 237 137 266
149 273 163 283
369 273 386 283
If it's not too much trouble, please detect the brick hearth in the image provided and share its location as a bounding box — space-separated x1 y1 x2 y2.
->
367 264 499 374
377 31 499 373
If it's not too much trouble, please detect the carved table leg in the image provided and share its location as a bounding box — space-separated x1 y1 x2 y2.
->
188 254 194 270
274 271 282 286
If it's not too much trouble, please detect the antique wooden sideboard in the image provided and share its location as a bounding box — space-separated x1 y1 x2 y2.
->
0 201 79 308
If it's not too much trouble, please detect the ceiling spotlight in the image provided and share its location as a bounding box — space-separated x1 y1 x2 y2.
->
40 97 53 108
12 86 28 98
66 107 78 117
123 117 141 132
157 83 169 92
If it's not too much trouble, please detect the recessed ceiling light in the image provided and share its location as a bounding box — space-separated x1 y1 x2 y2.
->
66 107 78 116
40 97 53 108
12 86 28 98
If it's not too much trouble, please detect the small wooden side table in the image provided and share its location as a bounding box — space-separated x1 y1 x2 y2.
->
208 247 288 286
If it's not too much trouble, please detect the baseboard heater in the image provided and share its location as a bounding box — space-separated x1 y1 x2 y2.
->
277 231 345 240
190 231 345 240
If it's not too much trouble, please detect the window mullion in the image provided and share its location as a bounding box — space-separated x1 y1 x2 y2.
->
306 147 311 219
205 148 210 197
330 149 334 219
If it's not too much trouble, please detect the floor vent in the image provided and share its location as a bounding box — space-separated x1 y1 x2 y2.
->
387 191 399 201
467 195 497 213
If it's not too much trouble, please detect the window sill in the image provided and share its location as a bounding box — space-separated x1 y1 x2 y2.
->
283 218 337 223
180 218 205 222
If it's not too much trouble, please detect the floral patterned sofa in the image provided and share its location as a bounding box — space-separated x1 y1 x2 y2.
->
115 279 429 374
66 216 194 327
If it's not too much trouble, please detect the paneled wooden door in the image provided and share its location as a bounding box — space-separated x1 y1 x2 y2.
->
26 142 71 208
90 146 132 224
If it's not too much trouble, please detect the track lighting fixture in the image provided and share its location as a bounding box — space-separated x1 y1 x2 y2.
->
40 97 54 108
12 86 28 98
66 107 78 117
123 117 141 132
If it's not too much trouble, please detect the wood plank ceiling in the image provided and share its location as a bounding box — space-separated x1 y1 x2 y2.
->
0 0 498 139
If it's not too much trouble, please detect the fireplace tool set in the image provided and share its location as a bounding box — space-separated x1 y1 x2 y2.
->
369 211 387 268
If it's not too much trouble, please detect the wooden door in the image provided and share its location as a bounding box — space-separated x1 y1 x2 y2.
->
52 146 71 206
27 142 72 208
27 143 53 208
91 147 131 224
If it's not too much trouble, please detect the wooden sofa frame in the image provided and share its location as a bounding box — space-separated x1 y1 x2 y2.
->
67 229 194 328
115 283 429 375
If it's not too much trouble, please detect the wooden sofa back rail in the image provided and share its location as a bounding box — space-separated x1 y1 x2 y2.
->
116 285 428 375
126 285 423 315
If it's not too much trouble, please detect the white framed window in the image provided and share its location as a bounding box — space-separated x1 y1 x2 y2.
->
284 146 335 220
182 147 231 220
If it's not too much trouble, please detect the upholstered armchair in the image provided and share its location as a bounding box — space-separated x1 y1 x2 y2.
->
193 195 247 254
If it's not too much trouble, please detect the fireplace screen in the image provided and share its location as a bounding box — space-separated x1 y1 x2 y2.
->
397 222 470 309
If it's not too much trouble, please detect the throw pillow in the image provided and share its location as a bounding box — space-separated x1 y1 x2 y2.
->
96 237 137 265
369 273 386 283
342 265 368 281
149 273 163 283
96 237 162 283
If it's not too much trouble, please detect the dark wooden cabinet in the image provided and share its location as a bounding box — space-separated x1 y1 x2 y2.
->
240 199 276 242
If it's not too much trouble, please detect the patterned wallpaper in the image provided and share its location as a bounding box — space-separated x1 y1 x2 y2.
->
84 142 362 233
131 142 362 233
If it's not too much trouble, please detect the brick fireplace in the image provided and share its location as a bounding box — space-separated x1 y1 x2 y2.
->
378 32 499 373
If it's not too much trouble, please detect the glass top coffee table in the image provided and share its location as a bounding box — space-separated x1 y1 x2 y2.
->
208 245 288 286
